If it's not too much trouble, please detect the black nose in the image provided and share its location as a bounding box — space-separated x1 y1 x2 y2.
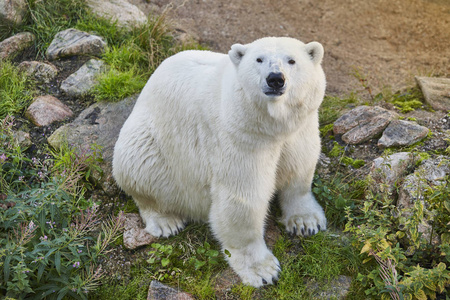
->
266 72 285 89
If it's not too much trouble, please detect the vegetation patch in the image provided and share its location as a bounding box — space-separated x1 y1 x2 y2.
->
0 62 35 119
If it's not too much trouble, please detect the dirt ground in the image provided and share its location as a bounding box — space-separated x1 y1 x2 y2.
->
130 0 449 96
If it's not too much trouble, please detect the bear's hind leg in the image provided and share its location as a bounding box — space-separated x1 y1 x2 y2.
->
134 196 186 238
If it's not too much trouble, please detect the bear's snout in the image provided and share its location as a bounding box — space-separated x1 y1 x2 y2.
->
264 72 286 96
266 72 285 89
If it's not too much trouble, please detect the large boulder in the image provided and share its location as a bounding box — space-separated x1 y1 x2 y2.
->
25 95 73 127
60 59 106 97
47 95 137 194
0 32 35 61
0 0 27 27
18 61 58 84
369 152 414 194
86 0 147 29
377 120 429 149
333 106 397 144
415 76 450 111
46 28 106 60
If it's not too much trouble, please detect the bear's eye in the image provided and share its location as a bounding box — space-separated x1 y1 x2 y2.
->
288 59 296 65
256 58 263 63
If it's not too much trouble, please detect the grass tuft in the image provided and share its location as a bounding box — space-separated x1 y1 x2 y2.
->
0 61 35 118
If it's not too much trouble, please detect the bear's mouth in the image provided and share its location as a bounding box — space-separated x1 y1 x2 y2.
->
264 89 285 96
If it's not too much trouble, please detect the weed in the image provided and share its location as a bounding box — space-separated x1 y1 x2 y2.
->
0 62 35 118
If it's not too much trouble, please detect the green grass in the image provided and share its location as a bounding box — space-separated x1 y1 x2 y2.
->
16 0 87 58
0 61 35 118
319 93 359 126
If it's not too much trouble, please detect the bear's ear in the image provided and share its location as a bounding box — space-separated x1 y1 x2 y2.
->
305 42 324 65
229 43 247 66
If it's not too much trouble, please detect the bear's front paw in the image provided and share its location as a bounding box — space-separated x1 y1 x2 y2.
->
141 211 186 238
283 209 326 237
227 243 281 288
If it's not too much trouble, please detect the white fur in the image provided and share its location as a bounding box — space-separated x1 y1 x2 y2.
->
113 37 327 287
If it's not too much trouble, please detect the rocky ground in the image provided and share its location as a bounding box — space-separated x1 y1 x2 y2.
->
1 0 450 299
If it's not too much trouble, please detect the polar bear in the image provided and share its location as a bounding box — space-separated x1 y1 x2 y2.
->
113 37 327 287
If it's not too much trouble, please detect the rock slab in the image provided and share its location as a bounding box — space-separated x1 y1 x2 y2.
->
87 0 147 29
47 95 137 193
18 61 58 84
0 0 27 27
46 28 106 60
415 76 450 111
377 120 429 148
148 281 195 300
0 32 35 61
370 152 413 193
25 95 73 127
123 213 156 250
333 106 397 144
60 59 106 97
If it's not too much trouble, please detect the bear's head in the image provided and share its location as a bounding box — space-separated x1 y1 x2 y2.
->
228 37 325 105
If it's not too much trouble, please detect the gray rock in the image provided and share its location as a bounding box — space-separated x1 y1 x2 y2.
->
18 61 58 84
46 28 106 60
148 281 195 300
25 95 73 127
415 76 450 111
47 95 137 194
0 0 27 27
0 32 35 61
370 152 413 194
398 156 449 245
60 59 106 97
87 0 147 29
123 213 156 250
306 275 352 300
377 120 429 149
13 130 32 149
333 106 397 144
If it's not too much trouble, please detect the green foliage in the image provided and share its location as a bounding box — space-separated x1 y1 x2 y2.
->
328 141 345 157
19 0 87 57
383 87 425 113
313 174 365 227
93 68 147 102
341 156 365 169
0 62 35 118
319 94 359 126
345 183 450 300
0 117 125 299
50 142 103 193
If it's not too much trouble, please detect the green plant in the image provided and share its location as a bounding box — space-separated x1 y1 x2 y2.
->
319 94 359 126
20 0 87 57
0 116 124 299
94 67 147 102
50 142 103 193
384 87 425 113
0 62 35 118
345 186 450 300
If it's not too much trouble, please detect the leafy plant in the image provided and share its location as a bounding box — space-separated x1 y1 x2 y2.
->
345 186 450 300
0 116 124 299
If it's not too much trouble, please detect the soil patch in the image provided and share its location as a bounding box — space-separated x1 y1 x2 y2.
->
131 0 450 95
